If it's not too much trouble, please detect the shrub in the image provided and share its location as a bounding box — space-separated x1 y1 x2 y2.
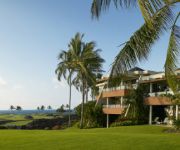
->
110 120 136 127
24 115 33 120
52 125 61 130
174 119 180 130
0 126 8 129
75 101 106 128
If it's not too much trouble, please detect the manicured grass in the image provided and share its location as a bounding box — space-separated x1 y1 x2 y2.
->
0 126 179 150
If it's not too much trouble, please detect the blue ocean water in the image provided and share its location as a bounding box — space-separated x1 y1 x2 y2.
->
0 110 56 115
0 110 75 115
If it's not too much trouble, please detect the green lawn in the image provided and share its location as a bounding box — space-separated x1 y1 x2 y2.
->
0 126 179 150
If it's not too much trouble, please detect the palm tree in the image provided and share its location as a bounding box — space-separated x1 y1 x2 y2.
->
69 33 105 128
91 0 180 93
124 85 147 119
56 104 65 113
40 105 45 111
47 105 52 110
66 104 69 109
56 50 74 127
37 106 40 111
10 105 15 111
16 106 22 111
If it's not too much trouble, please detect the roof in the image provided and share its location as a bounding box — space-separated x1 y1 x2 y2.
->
129 67 144 72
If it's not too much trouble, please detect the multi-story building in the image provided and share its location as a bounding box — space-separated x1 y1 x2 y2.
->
96 67 180 127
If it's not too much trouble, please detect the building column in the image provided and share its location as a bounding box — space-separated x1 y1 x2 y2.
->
120 81 123 88
120 97 123 108
176 105 178 120
106 97 109 128
150 83 153 93
149 105 152 125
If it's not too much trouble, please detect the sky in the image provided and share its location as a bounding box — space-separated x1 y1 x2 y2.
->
0 0 179 110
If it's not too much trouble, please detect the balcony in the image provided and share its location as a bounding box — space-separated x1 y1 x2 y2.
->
144 96 172 106
96 85 135 101
103 105 125 114
102 89 129 98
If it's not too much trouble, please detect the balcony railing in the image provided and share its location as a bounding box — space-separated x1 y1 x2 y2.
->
149 91 174 97
102 84 137 92
103 104 125 108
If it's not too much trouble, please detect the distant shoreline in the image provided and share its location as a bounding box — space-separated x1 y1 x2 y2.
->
0 110 75 115
0 110 56 114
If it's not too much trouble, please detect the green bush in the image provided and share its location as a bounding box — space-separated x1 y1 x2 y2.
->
174 119 180 130
0 126 8 129
110 120 137 127
75 101 106 128
114 117 148 126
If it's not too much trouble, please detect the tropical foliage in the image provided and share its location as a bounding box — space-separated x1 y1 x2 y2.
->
124 85 148 120
174 119 180 130
91 0 180 93
75 101 105 128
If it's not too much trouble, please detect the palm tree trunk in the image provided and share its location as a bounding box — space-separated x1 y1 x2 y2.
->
68 75 72 127
86 82 88 103
80 79 85 129
91 88 94 101
86 89 88 102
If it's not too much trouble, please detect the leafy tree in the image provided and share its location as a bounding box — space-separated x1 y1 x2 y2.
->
75 101 105 128
91 0 180 93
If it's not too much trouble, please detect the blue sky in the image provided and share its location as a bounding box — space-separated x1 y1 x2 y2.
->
0 0 179 109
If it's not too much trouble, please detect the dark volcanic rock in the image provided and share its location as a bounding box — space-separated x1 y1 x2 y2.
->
22 115 78 129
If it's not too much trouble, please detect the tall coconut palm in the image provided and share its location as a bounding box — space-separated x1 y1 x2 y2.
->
56 50 74 127
69 33 105 128
91 0 180 93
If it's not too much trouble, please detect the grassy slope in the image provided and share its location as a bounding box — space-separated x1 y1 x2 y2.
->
0 126 180 150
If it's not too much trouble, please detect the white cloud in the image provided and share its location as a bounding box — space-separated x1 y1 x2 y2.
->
0 76 7 86
13 84 24 90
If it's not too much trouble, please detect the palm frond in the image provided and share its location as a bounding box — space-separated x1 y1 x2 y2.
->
91 0 137 19
164 13 180 92
110 5 173 79
137 0 164 25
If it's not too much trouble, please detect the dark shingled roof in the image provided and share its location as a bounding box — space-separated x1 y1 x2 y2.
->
129 67 144 72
